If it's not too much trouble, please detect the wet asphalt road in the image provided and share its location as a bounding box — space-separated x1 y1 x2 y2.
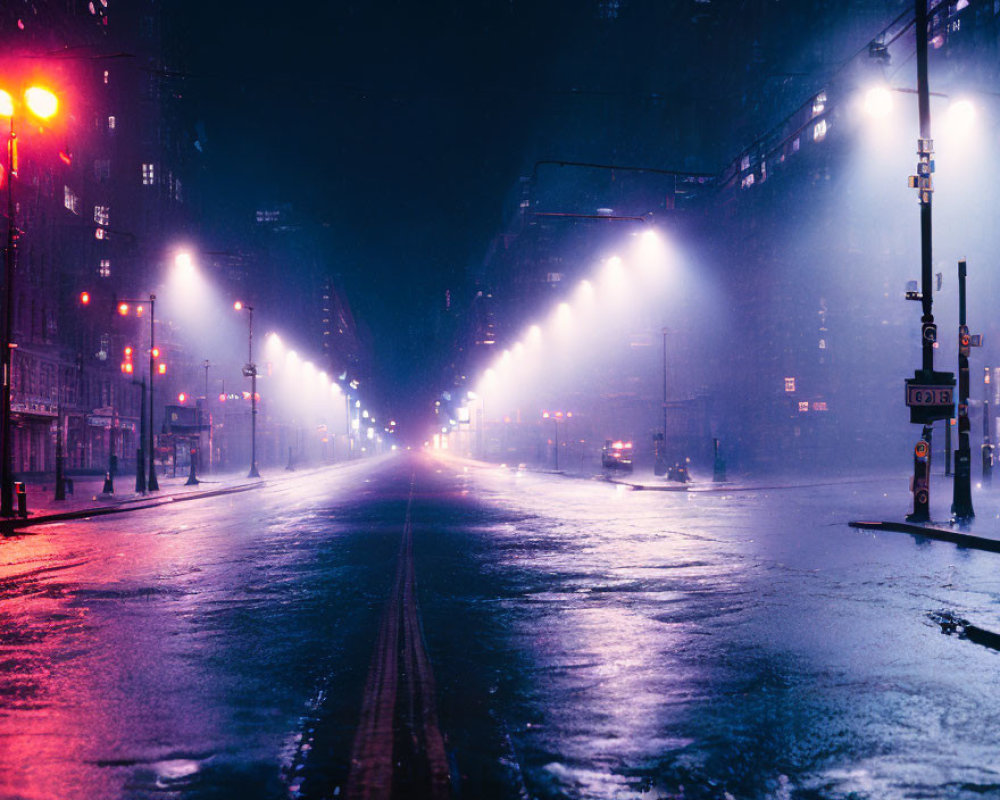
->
2 452 1000 800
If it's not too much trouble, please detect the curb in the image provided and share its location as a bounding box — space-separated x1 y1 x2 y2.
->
848 519 1000 554
1 480 266 535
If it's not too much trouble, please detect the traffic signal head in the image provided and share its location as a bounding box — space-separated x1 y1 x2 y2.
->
915 440 930 461
118 302 129 316
79 291 90 305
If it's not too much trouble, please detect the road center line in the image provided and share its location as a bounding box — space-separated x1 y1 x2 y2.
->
345 475 451 800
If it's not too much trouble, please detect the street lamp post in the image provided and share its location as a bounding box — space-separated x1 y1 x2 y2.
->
118 295 158 490
0 85 59 517
235 302 260 478
147 295 158 491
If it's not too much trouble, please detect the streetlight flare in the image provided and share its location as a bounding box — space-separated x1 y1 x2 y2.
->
24 87 58 119
864 86 893 118
0 90 13 118
234 300 243 311
946 98 976 135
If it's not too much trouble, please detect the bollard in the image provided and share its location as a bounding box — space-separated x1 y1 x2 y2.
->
712 438 727 483
14 482 27 518
185 447 199 486
102 471 114 494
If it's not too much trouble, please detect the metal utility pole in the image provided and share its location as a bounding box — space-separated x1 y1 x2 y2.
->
983 367 994 486
1 118 18 517
904 0 954 522
146 295 159 491
240 304 260 478
952 260 974 520
133 376 147 493
54 389 65 501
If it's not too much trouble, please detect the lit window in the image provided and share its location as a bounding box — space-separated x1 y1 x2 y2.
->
94 205 109 226
813 120 827 141
812 92 826 116
142 163 155 185
792 137 801 153
798 401 810 412
813 401 828 411
784 377 796 392
741 173 755 189
108 115 116 130
94 228 106 240
103 69 109 85
818 339 826 349
64 186 80 215
99 259 111 278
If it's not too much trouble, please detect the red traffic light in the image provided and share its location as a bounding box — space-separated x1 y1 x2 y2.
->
79 291 90 305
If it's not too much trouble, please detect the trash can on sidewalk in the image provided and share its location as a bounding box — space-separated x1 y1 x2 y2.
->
14 482 26 518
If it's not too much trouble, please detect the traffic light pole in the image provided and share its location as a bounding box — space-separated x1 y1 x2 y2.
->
983 367 994 486
952 259 974 520
906 0 937 523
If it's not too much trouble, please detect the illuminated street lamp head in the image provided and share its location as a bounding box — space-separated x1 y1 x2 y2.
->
0 90 13 118
174 250 195 279
946 98 976 136
233 300 243 311
863 85 893 118
118 302 129 315
24 87 58 119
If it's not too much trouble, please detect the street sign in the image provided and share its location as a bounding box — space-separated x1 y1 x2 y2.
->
906 384 953 406
906 369 955 424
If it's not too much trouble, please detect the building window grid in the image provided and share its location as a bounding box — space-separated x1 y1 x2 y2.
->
94 205 109 226
98 259 111 278
142 163 155 185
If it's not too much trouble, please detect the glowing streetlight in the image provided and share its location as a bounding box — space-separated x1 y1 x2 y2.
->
945 98 976 137
23 87 58 119
863 85 894 118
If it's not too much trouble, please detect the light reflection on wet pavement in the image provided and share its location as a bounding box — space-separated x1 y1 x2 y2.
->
2 453 999 799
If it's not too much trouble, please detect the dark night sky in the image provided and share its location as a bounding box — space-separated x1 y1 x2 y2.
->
184 1 895 426
188 3 575 421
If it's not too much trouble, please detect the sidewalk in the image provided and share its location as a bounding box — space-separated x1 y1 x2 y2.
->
2 468 266 533
848 471 1000 555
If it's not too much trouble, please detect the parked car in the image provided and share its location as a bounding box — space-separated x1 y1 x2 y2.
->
601 439 634 473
